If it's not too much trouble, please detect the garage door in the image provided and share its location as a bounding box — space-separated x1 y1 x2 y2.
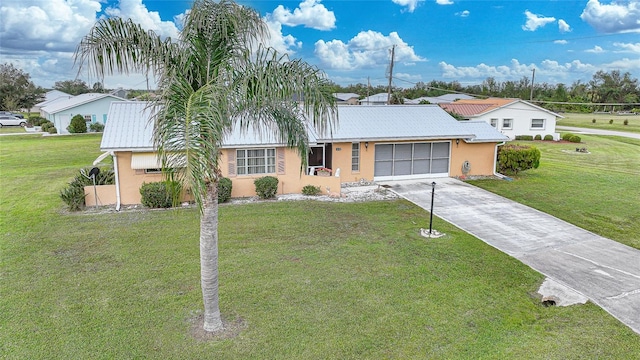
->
374 142 450 180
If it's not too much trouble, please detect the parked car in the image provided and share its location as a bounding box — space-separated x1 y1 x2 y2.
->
0 111 24 118
0 115 27 127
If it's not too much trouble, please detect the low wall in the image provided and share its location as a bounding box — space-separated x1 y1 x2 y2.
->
84 185 117 207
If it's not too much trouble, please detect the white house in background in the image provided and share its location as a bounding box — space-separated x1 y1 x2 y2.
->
440 98 563 140
40 93 127 134
333 93 360 105
32 90 73 113
358 93 392 105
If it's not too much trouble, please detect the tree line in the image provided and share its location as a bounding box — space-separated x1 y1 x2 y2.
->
2 61 639 113
331 70 640 113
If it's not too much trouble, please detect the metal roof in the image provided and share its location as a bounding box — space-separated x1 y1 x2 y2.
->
461 121 511 143
101 102 507 151
41 93 127 114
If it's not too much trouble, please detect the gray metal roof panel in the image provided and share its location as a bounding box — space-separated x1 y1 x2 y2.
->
461 121 511 142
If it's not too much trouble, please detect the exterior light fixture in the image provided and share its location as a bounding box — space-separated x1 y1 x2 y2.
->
364 142 369 149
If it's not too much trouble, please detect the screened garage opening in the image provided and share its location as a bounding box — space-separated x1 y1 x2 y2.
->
374 142 450 180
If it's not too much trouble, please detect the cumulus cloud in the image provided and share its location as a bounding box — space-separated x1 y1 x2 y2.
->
262 20 302 55
558 19 571 32
391 0 423 13
456 10 470 17
104 0 181 39
269 0 336 30
581 0 640 33
436 0 453 5
586 45 605 53
522 10 556 31
554 40 568 45
613 42 640 53
315 31 425 70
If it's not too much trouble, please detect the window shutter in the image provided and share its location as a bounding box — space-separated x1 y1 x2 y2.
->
227 150 236 177
277 148 285 175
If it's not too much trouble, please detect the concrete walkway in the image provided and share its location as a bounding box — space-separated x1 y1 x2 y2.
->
557 126 640 139
385 178 640 335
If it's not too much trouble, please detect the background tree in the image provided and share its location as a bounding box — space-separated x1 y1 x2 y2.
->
76 0 336 333
0 63 45 111
54 79 91 95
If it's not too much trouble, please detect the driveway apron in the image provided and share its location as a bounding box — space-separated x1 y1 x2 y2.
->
385 178 640 335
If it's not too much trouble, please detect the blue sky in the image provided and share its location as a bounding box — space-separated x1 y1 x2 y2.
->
1 0 639 91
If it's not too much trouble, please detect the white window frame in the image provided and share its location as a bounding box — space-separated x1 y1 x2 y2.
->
531 118 545 129
502 118 513 130
236 148 276 175
351 143 360 172
490 118 498 128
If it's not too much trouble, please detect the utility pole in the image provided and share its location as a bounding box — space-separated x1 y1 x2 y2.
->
387 45 396 105
530 68 535 101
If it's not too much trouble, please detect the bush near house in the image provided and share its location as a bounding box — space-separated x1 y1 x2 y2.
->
254 176 278 199
140 181 181 208
562 133 575 141
41 121 54 132
497 144 541 175
515 135 534 141
60 167 115 211
89 122 105 132
534 134 542 140
543 135 554 141
48 127 57 134
302 184 322 196
569 135 582 143
217 177 232 203
67 114 87 133
27 115 47 127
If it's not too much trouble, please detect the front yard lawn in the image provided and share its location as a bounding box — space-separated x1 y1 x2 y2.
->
2 134 639 358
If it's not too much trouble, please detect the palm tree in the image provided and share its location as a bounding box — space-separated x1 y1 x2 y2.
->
75 0 336 332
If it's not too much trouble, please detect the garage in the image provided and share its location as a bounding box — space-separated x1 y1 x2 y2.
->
374 142 450 180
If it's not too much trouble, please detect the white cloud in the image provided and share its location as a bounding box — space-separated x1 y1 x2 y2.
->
391 0 424 13
586 45 605 53
554 40 568 45
262 20 302 55
394 72 423 82
613 42 640 53
456 10 470 18
104 0 180 39
315 31 425 70
269 0 335 30
436 0 453 5
522 10 556 31
581 0 640 33
558 19 571 33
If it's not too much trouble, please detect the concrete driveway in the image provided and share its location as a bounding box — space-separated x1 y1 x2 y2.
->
384 178 640 335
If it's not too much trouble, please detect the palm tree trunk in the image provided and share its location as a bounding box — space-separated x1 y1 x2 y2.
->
200 181 223 332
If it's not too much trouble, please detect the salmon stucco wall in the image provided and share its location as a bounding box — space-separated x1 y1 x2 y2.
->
449 141 499 177
117 152 165 204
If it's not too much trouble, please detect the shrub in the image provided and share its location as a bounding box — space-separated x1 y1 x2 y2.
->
534 134 542 140
59 167 115 211
543 134 554 141
140 181 181 208
90 122 105 132
254 176 279 199
592 118 596 123
609 119 614 124
569 135 581 143
217 177 232 203
497 144 541 175
515 135 534 141
40 121 54 132
562 133 574 141
48 126 57 134
67 114 87 133
624 119 629 126
302 185 322 196
28 115 46 127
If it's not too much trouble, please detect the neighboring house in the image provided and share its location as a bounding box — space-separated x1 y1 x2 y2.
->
111 88 128 99
32 90 73 113
440 98 562 140
358 93 392 105
40 93 127 134
89 101 509 207
333 93 360 105
406 94 475 105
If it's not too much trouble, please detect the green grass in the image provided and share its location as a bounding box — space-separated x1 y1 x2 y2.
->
2 134 640 359
469 135 640 250
557 112 640 133
0 126 29 134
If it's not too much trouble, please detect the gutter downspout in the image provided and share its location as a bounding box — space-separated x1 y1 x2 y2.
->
111 151 121 211
493 142 509 180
